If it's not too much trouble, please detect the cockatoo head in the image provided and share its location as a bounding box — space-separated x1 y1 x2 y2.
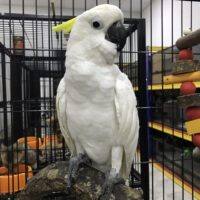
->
53 4 136 65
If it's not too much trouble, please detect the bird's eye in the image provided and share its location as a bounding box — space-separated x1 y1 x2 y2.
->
93 21 100 28
91 18 103 29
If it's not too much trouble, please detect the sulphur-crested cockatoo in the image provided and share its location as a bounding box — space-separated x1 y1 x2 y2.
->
54 4 139 199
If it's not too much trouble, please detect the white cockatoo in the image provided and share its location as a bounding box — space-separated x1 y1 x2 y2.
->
54 4 139 199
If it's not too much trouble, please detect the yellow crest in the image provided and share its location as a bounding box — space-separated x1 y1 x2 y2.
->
52 17 77 33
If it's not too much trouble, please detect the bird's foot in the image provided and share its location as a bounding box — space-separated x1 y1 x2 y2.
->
67 153 89 188
99 168 125 200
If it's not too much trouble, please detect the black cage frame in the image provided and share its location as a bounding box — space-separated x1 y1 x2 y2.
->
0 10 149 199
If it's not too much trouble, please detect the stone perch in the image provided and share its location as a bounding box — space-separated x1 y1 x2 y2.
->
16 161 143 200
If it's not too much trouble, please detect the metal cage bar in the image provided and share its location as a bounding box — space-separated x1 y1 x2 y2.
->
0 0 200 200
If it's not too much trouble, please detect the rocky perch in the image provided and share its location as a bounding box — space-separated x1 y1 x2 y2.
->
16 161 143 200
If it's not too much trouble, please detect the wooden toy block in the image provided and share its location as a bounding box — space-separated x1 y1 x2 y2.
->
172 60 200 75
177 93 200 108
176 28 200 50
163 71 200 84
185 119 200 135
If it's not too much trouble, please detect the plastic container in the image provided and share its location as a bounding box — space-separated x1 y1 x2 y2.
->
0 164 33 193
43 134 58 144
17 136 42 150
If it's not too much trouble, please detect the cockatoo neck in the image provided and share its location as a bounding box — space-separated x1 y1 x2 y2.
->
66 29 118 66
66 42 117 66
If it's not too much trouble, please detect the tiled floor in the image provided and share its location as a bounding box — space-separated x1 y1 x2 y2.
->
149 163 198 200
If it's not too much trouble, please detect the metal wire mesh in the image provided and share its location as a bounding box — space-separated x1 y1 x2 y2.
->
0 0 200 200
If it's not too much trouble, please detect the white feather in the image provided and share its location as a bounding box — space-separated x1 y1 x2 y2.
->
114 73 139 178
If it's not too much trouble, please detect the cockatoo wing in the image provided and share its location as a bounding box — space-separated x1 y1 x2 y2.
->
56 78 76 155
115 73 139 179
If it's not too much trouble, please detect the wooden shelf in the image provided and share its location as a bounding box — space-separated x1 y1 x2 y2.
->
148 122 192 142
149 81 200 90
133 82 200 91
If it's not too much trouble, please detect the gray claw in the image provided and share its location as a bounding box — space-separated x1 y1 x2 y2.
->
67 156 80 188
99 168 125 200
67 153 90 188
99 185 114 200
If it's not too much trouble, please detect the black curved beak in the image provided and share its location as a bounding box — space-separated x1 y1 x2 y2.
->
105 21 137 51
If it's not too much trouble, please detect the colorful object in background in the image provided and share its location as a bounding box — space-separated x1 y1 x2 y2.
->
171 31 200 149
185 119 200 135
1 138 45 170
13 36 25 55
0 164 33 193
17 136 42 150
186 107 200 120
163 71 200 84
178 49 194 60
41 134 63 149
43 134 58 143
192 134 200 148
178 79 200 148
180 81 196 95
181 79 200 148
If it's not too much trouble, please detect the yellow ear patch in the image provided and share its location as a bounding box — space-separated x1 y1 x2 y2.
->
52 17 77 33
